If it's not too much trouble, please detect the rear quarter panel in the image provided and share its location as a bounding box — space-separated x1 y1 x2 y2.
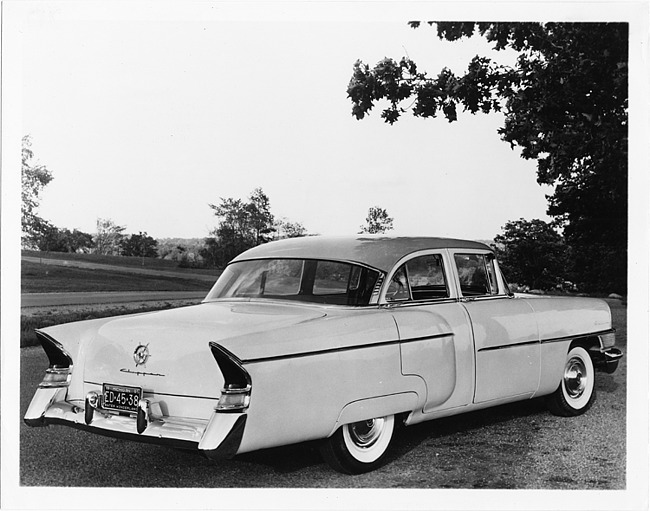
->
234 311 427 453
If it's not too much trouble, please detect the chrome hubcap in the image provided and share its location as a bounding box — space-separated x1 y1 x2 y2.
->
349 418 384 448
564 357 587 399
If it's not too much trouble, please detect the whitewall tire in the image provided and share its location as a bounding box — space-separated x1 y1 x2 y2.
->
546 346 596 416
320 415 396 474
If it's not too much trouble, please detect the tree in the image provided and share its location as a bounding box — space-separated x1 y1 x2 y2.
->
121 232 158 258
493 218 569 290
207 188 277 266
348 22 627 293
21 135 54 248
31 220 62 252
94 218 126 256
199 237 222 268
274 218 307 239
66 229 95 253
247 188 276 245
32 225 94 253
359 206 394 234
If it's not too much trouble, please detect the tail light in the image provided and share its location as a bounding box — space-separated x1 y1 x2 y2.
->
35 330 73 388
209 342 251 412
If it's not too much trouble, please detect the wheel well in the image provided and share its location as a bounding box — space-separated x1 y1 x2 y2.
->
569 336 600 359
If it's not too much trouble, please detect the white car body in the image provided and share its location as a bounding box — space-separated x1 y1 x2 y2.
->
25 236 622 473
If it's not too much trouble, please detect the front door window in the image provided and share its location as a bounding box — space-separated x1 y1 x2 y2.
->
454 253 499 296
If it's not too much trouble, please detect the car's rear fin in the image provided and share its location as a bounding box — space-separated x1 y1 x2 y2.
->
35 330 73 388
209 342 252 412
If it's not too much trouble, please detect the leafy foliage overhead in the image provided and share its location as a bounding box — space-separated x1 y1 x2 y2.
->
21 135 54 247
348 22 627 293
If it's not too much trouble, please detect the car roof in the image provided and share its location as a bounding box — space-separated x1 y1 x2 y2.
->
231 235 492 273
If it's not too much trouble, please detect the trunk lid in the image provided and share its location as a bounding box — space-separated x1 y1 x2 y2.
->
81 301 327 398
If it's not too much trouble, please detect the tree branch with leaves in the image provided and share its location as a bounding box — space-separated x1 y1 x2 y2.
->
21 135 54 248
349 22 627 293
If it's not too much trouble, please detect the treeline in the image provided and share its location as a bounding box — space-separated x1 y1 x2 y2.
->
27 218 161 259
22 188 310 270
492 218 622 295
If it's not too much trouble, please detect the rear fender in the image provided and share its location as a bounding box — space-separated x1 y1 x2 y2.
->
329 392 419 436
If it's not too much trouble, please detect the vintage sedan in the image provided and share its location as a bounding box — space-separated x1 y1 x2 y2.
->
25 236 623 473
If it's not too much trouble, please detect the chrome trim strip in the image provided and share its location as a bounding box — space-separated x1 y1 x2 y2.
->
388 298 458 307
120 368 166 377
476 328 616 353
477 340 540 353
540 329 615 345
241 332 453 365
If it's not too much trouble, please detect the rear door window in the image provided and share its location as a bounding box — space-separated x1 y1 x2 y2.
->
406 254 449 300
386 254 449 302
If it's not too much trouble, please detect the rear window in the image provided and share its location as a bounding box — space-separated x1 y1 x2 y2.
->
205 258 380 306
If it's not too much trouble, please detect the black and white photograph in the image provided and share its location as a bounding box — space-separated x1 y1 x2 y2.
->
1 1 648 510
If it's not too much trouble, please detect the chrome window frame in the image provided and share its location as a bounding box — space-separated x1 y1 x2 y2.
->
447 248 510 300
380 250 456 305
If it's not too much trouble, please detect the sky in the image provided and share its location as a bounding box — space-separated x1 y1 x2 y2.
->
14 3 559 241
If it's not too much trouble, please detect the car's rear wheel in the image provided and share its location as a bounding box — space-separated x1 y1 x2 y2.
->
320 415 395 474
546 346 596 416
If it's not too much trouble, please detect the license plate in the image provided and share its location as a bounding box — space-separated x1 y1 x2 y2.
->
102 384 142 413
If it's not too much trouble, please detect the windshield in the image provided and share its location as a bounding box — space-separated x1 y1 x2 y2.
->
205 258 381 305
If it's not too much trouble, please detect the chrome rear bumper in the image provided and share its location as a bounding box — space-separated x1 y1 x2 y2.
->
24 390 246 459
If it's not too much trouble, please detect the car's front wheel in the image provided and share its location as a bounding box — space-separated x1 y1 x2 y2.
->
546 345 596 416
320 415 396 474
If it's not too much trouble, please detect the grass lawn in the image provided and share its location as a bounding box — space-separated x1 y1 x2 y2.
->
20 299 204 347
20 257 215 346
22 250 217 274
21 261 214 293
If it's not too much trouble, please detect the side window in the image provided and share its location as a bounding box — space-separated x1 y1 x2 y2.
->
406 254 449 300
485 257 499 294
386 265 410 302
386 254 449 302
312 261 350 295
454 253 499 296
